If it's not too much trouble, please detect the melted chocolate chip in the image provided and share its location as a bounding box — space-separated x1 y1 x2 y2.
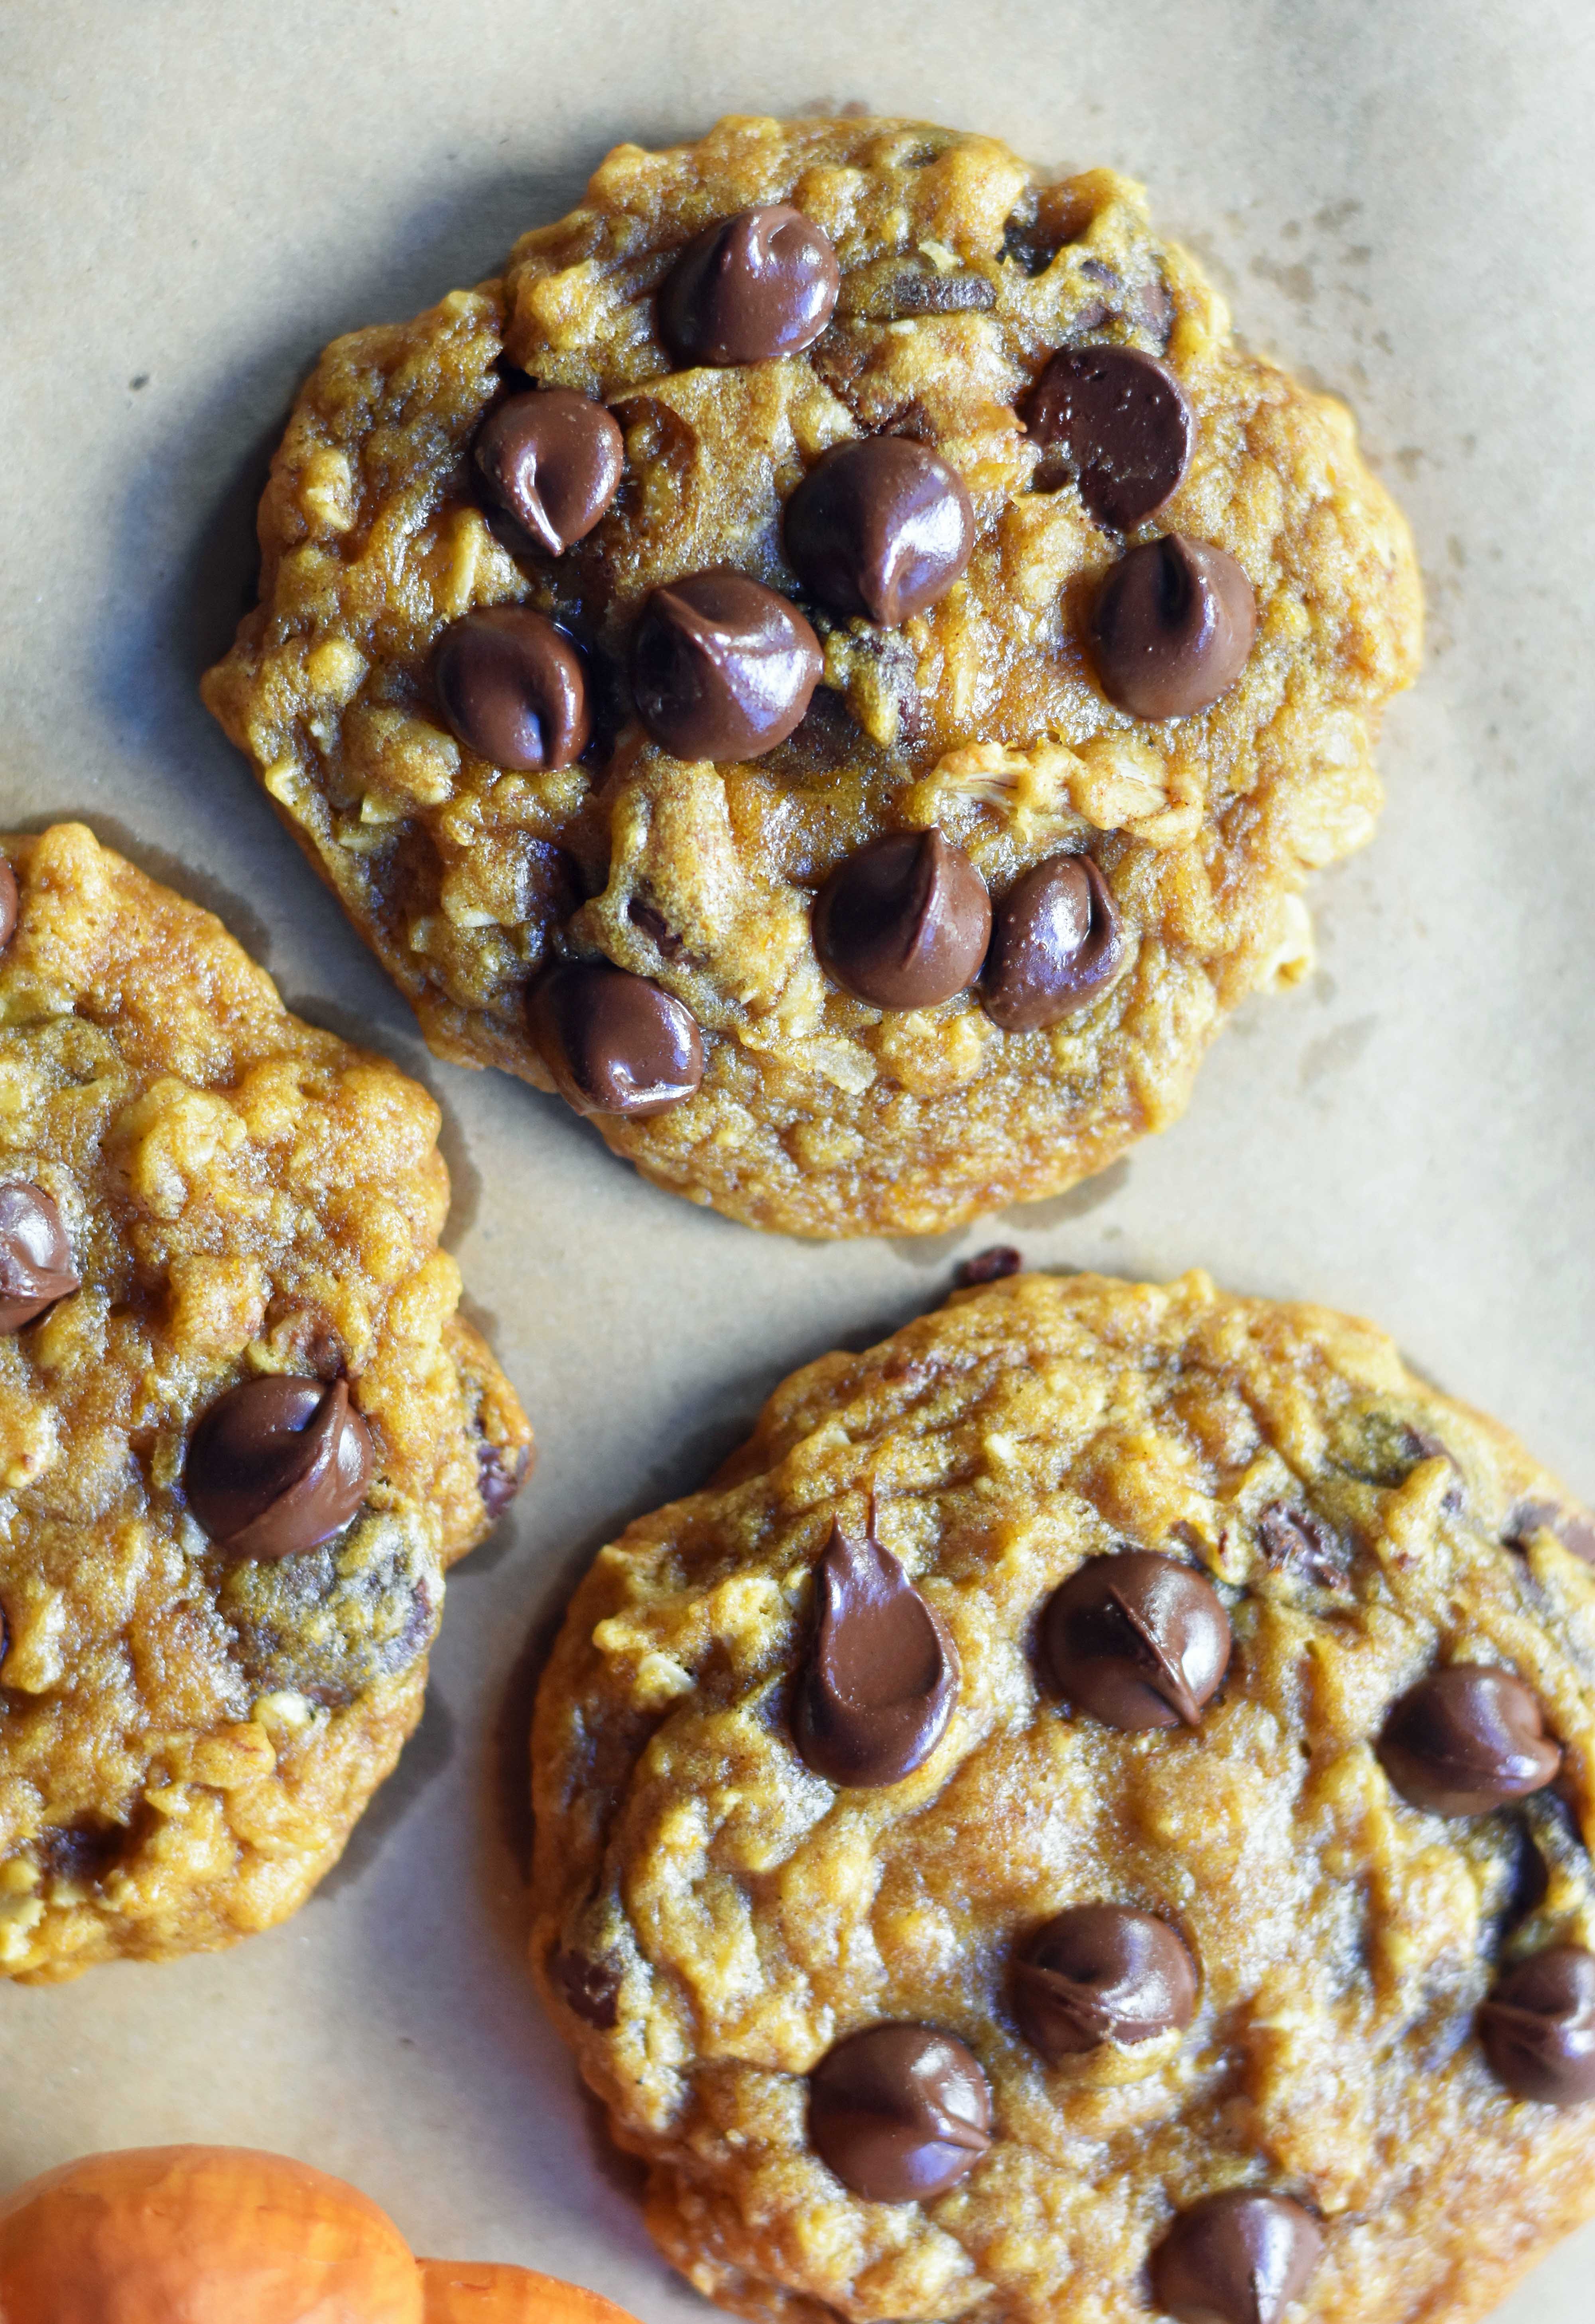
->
982 854 1124 1032
1152 2191 1325 2324
794 1522 957 1787
1089 534 1257 719
660 204 840 366
631 569 821 760
35 1818 127 1889
553 1946 622 2030
0 1184 79 1331
784 437 974 626
812 829 991 1009
1506 1499 1595 1566
1256 1501 1349 1588
527 959 703 1118
473 388 624 555
840 256 999 321
1378 1666 1562 1816
1040 1550 1231 1731
478 1440 531 1521
1014 1905 1198 2058
1025 346 1192 530
433 607 591 769
1478 1946 1595 2105
185 1376 374 1563
809 2023 992 2202
956 1245 1022 1288
0 857 17 954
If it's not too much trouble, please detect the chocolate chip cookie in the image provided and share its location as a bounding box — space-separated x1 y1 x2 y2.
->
203 114 1421 1237
530 1270 1595 2324
0 824 531 1981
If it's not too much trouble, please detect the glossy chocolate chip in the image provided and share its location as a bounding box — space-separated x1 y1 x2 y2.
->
1478 1946 1595 2105
478 1439 531 1520
433 607 590 769
1025 345 1192 530
660 204 840 366
553 1946 621 2030
473 388 624 555
527 959 703 1118
809 2023 992 2202
1378 1666 1562 1816
185 1376 374 1562
784 438 974 625
0 857 17 954
1256 1501 1349 1588
1507 1499 1595 1566
813 829 991 1008
982 853 1124 1032
1014 1906 1198 2058
956 1245 1022 1288
631 569 821 760
0 1183 80 1331
794 1521 957 1786
1090 534 1256 719
1040 1550 1231 1731
1152 2191 1325 2324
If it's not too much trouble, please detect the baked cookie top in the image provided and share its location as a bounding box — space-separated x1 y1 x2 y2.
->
531 1271 1595 2324
0 824 531 1982
204 114 1420 1237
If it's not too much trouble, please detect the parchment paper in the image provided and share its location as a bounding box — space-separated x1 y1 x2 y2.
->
1 4 1590 2315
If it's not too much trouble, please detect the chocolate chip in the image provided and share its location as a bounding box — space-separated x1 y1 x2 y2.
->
982 854 1124 1033
1040 1550 1231 1731
1506 1499 1595 1566
185 1376 374 1563
1014 1905 1198 2058
956 1245 1022 1288
473 388 624 556
553 1946 622 2030
631 569 821 760
813 829 991 1009
809 2023 992 2202
626 898 687 961
527 959 703 1118
432 607 591 770
784 437 973 626
1478 1946 1595 2105
1152 2191 1325 2324
0 857 17 954
1024 346 1191 531
478 1440 530 1521
35 1819 127 1889
794 1521 957 1787
660 204 840 366
0 1183 80 1331
1256 1501 1349 1588
1378 1666 1562 1816
839 255 998 321
1089 534 1257 719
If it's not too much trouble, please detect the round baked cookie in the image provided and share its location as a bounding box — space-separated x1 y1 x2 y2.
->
0 823 531 1981
531 1270 1595 2324
203 114 1421 1239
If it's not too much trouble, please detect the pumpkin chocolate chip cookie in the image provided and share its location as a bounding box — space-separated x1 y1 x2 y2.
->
531 1270 1595 2324
0 823 531 1981
203 113 1421 1237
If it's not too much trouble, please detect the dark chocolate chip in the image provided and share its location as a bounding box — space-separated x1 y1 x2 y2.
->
1256 1501 1349 1588
527 959 703 1118
1478 1946 1595 2105
812 829 991 1009
1040 1550 1231 1731
809 2023 992 2202
1152 2191 1325 2324
35 1819 127 1889
1024 346 1191 530
794 1521 957 1787
185 1376 374 1563
1014 1905 1198 2058
982 854 1124 1033
0 1183 80 1332
432 607 591 770
0 857 17 954
631 569 821 760
552 1946 622 2029
1378 1666 1562 1817
784 437 974 626
660 204 840 366
473 388 624 556
1506 1499 1595 1567
478 1439 531 1521
1089 534 1257 719
956 1245 1022 1288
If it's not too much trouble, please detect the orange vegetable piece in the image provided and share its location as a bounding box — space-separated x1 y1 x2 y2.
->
419 2259 640 2324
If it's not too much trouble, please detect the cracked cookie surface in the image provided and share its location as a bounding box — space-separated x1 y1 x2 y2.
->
0 823 530 1980
204 114 1420 1237
531 1271 1595 2324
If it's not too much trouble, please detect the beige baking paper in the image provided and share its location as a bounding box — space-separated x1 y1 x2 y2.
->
0 1 1590 2314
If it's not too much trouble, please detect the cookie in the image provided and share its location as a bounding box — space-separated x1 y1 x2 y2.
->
203 114 1421 1238
0 823 531 1981
531 1270 1595 2324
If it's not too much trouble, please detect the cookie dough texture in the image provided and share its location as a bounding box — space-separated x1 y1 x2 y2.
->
203 114 1421 1237
531 1272 1595 2324
0 824 531 1980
